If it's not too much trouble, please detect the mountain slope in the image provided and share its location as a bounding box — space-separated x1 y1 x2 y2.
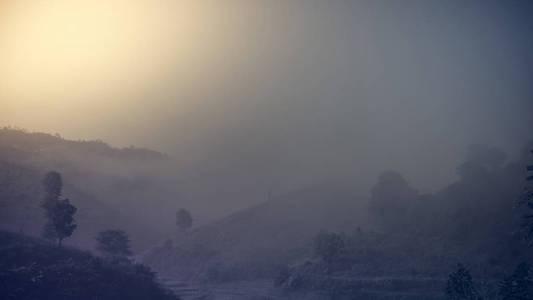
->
0 128 173 251
142 183 369 281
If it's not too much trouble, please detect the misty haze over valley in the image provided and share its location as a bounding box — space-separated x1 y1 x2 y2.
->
1 1 533 299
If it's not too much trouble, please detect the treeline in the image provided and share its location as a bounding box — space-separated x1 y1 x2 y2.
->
0 127 166 161
277 143 533 299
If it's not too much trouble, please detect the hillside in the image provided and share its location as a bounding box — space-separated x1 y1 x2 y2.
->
143 142 533 298
0 127 166 161
142 183 370 281
0 128 174 251
0 230 179 300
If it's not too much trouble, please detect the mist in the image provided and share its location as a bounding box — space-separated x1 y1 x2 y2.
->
3 2 533 207
1 1 533 299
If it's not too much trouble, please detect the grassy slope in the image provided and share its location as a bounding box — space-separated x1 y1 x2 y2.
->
0 230 179 300
143 183 369 281
0 128 170 251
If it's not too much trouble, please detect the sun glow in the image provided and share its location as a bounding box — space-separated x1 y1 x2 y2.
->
0 0 216 107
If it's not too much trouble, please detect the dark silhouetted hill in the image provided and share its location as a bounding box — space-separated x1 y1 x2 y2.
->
0 230 179 300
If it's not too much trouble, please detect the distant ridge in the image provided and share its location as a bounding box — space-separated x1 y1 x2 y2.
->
0 127 171 251
0 127 166 161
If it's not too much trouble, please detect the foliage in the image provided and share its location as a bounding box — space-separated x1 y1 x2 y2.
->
176 208 193 231
43 195 77 245
51 199 77 246
445 264 478 300
0 230 179 300
40 171 77 246
0 129 168 250
42 171 62 204
369 171 418 231
96 230 132 258
522 150 533 241
41 171 62 240
499 262 533 300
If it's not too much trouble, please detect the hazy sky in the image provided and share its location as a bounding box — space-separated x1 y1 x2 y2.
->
1 0 533 195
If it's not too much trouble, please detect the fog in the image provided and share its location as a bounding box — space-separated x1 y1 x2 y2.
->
2 1 532 206
1 1 533 298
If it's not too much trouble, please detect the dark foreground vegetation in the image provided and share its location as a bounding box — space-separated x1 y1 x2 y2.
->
0 230 178 300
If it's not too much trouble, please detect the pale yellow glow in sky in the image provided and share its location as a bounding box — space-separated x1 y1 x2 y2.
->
0 0 221 139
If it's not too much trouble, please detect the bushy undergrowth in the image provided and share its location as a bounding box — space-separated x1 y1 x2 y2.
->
0 230 178 300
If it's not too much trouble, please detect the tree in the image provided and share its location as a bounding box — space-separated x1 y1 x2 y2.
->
50 199 77 246
445 263 478 300
40 171 77 246
313 232 345 264
369 171 418 231
522 150 533 241
96 230 132 259
499 262 533 300
176 208 192 232
41 171 62 220
42 171 62 201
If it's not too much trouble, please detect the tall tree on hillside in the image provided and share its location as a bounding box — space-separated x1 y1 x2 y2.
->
176 208 192 232
50 199 77 246
41 171 77 246
41 171 62 215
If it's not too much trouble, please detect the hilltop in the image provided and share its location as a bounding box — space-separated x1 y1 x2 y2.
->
0 127 166 161
0 128 174 251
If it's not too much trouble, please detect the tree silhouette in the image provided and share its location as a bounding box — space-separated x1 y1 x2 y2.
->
445 263 478 300
51 199 77 246
499 262 533 300
41 171 62 224
522 150 533 241
40 171 77 246
42 171 62 201
369 171 418 231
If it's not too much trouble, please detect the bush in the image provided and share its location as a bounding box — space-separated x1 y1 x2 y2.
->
499 262 533 300
0 231 179 300
445 263 478 300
